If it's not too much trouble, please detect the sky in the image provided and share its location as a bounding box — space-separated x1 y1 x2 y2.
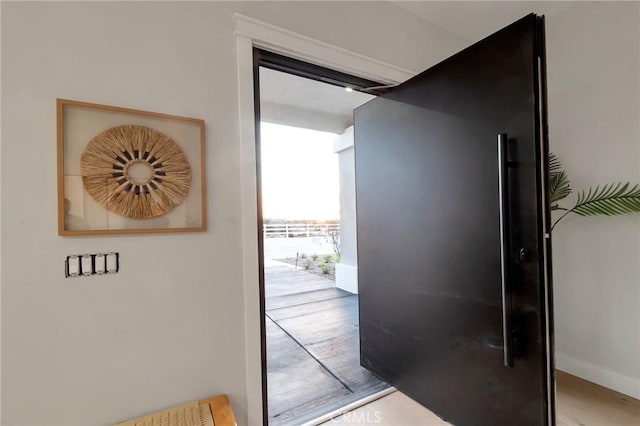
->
260 122 340 221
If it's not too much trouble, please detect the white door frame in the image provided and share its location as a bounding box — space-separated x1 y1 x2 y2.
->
234 14 415 425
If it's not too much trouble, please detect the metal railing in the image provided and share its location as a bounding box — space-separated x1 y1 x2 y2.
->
263 223 340 238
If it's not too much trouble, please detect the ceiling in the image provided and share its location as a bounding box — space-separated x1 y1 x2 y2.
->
260 67 375 117
393 1 575 41
259 67 375 133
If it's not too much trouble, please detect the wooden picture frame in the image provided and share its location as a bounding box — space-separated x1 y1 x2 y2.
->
57 99 206 236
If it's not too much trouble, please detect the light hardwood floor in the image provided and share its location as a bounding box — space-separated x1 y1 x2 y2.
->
323 371 640 425
555 371 639 426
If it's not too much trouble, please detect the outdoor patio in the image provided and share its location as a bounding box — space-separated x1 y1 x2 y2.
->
265 260 389 426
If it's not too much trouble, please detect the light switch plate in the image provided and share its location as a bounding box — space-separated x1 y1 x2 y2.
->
67 255 80 277
81 255 93 276
106 253 118 273
94 253 106 274
65 252 119 278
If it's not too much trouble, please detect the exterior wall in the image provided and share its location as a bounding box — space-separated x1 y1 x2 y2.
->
261 102 349 134
335 127 358 294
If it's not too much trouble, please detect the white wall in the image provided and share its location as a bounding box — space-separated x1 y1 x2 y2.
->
546 2 640 397
0 2 467 425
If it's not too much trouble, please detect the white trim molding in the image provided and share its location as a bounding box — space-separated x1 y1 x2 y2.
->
235 14 414 426
234 13 415 85
555 352 640 399
236 33 263 426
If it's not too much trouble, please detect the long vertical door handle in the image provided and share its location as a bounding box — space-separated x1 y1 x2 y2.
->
498 133 514 367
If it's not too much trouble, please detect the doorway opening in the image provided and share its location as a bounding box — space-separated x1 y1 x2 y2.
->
253 49 391 425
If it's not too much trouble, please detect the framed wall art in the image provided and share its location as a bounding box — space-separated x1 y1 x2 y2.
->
57 99 206 235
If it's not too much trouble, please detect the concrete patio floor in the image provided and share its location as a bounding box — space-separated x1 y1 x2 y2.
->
265 261 389 426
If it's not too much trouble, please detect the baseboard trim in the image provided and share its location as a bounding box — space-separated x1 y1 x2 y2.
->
555 353 640 399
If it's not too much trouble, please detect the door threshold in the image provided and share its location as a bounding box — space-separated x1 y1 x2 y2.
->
298 387 397 426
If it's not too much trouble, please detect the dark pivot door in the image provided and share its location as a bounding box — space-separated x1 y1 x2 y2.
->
355 14 553 426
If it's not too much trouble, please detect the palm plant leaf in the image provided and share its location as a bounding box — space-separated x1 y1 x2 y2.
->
549 152 640 230
572 183 640 216
549 170 571 205
548 153 571 206
549 152 562 174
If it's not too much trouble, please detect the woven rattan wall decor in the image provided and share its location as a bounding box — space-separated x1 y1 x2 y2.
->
81 125 191 219
57 99 206 236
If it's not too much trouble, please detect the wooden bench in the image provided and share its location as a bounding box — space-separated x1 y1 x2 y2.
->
117 394 237 426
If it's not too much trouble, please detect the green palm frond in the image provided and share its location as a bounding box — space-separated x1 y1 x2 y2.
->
549 170 571 205
548 153 571 207
549 152 640 230
549 153 562 174
572 183 640 216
